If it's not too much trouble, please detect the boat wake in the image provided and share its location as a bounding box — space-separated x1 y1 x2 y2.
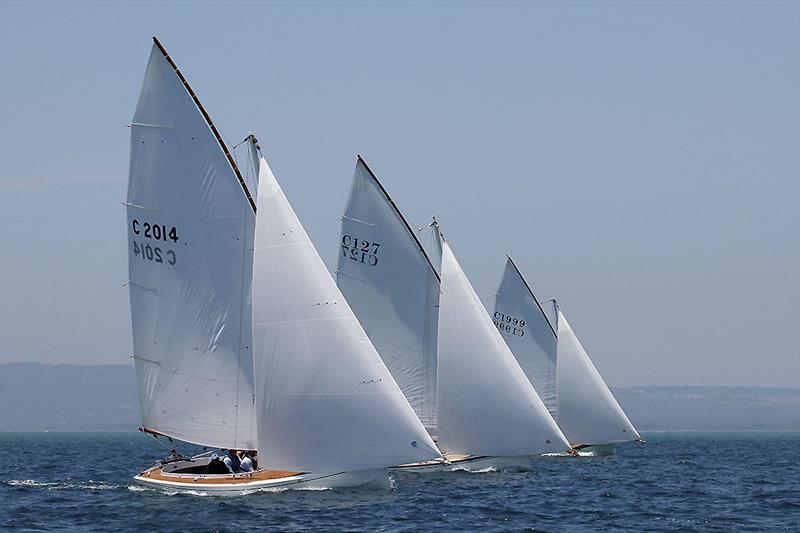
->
5 479 122 491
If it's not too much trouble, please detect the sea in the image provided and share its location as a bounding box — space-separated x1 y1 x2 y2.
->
0 431 797 532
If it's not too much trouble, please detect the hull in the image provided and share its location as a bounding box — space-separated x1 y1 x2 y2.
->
133 458 387 495
391 454 531 473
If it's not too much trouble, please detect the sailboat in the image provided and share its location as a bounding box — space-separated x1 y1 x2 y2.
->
493 256 642 455
128 38 440 494
336 159 570 471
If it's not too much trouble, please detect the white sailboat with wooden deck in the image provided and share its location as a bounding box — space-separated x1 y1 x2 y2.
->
128 38 440 494
336 159 570 471
493 256 642 455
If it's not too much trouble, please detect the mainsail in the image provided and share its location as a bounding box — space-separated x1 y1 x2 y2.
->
336 157 440 431
493 256 558 417
251 156 441 473
555 307 641 446
433 224 569 456
126 40 256 449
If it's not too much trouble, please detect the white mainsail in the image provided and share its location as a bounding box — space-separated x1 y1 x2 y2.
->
492 256 558 418
251 156 441 473
433 224 569 456
493 258 640 446
336 157 440 431
126 42 256 450
556 307 641 446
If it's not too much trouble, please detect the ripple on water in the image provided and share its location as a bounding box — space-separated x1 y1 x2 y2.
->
0 432 798 531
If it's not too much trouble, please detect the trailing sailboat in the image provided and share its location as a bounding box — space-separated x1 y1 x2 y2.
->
128 38 440 494
336 159 569 471
493 256 642 454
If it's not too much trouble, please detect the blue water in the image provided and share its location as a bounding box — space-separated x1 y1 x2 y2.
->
1 432 798 531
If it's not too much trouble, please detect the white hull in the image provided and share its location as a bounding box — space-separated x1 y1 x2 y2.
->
133 460 387 495
391 454 531 473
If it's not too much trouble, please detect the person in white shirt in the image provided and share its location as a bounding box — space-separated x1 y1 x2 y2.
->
238 451 255 472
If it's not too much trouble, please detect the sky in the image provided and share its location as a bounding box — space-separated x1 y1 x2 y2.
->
1 1 798 388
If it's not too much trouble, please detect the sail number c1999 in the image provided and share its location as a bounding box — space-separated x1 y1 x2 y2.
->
342 234 380 267
494 312 525 337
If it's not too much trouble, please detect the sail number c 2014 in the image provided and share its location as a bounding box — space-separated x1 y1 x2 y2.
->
341 234 381 267
130 219 179 266
494 312 525 337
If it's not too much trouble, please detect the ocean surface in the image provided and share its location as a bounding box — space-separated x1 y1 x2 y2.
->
0 431 797 531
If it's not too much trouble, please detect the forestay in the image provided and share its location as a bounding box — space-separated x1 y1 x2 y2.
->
556 308 641 446
251 156 441 473
493 256 558 418
126 43 256 450
433 225 569 456
336 158 440 431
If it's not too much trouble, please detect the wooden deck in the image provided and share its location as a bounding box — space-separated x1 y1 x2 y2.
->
139 466 303 485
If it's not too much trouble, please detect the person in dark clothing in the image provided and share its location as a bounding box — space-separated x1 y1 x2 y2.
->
207 455 230 474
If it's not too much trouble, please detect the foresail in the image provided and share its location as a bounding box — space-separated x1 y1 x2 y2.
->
251 156 440 473
126 42 256 450
434 227 569 456
493 257 558 417
336 158 440 431
556 310 641 445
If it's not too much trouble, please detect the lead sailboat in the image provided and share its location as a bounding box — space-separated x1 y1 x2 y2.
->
493 256 642 454
336 159 569 471
128 38 439 493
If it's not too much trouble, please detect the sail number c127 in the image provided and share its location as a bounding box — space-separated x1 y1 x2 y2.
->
341 234 380 267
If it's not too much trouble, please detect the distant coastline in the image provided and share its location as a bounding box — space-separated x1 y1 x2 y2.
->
1 363 798 432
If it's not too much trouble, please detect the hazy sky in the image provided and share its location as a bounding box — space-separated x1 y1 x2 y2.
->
1 1 798 388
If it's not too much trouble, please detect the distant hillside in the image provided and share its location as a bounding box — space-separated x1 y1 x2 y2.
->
613 386 799 431
0 363 798 431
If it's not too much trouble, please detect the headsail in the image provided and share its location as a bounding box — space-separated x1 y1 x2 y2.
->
336 157 440 431
493 256 558 417
433 224 569 456
126 40 256 449
251 155 441 473
556 308 641 446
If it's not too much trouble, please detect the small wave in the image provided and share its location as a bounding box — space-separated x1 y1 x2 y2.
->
4 479 121 491
450 466 498 474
